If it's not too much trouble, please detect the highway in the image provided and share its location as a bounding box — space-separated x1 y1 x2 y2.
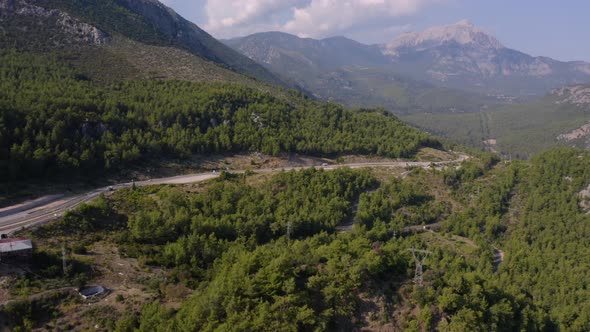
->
0 157 467 235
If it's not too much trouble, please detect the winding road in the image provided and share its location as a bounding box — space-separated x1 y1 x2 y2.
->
0 157 467 235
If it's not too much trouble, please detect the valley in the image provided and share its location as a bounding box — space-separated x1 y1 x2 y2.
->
1 0 590 331
226 21 590 157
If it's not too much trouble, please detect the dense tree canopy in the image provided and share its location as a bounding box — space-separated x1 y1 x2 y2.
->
3 47 590 331
5 148 590 331
0 50 438 182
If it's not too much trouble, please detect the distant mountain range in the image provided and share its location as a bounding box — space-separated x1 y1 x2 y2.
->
4 1 590 157
226 20 590 98
225 20 590 156
225 29 493 114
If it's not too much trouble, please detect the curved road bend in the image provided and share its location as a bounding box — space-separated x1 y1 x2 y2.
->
0 157 468 235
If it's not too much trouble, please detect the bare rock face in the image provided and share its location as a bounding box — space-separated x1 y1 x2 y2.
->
380 20 552 80
578 184 590 214
558 124 590 142
553 85 590 107
376 20 590 95
1 0 108 45
57 13 109 45
382 20 504 56
553 85 590 145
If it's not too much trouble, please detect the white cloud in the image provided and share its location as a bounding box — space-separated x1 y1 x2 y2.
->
204 0 308 37
285 0 433 36
203 0 444 40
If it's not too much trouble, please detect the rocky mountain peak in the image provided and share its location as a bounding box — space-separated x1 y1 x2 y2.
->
382 19 504 55
454 19 474 27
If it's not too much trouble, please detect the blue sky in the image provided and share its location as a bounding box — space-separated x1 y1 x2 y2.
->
161 0 590 62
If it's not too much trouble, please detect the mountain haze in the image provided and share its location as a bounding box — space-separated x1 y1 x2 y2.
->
227 20 590 98
383 20 590 96
383 20 503 52
226 20 590 155
225 31 488 113
403 84 590 158
226 32 387 78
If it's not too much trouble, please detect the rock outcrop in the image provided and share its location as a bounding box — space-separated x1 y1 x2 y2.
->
553 85 590 107
0 0 108 45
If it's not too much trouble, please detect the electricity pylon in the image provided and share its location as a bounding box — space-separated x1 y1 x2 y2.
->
408 248 430 286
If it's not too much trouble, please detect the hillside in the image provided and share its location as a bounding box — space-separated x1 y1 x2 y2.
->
2 147 590 331
2 2 590 330
0 50 439 186
226 21 590 155
403 85 590 158
0 0 289 88
225 32 388 82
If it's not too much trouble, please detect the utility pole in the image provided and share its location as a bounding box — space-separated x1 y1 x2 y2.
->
408 248 431 286
286 221 291 245
62 244 67 276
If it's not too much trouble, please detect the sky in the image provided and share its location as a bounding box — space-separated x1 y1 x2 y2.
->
160 0 590 62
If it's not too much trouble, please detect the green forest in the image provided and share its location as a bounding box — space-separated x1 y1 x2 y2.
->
3 149 589 331
0 50 437 182
2 1 590 331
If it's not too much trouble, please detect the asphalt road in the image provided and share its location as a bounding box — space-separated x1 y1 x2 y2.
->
0 157 467 235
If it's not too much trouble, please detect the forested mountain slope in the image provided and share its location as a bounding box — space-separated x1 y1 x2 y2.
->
0 0 289 88
2 148 589 331
403 86 590 158
0 50 439 183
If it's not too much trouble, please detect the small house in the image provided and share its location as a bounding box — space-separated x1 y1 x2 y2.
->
79 286 107 300
0 238 33 262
